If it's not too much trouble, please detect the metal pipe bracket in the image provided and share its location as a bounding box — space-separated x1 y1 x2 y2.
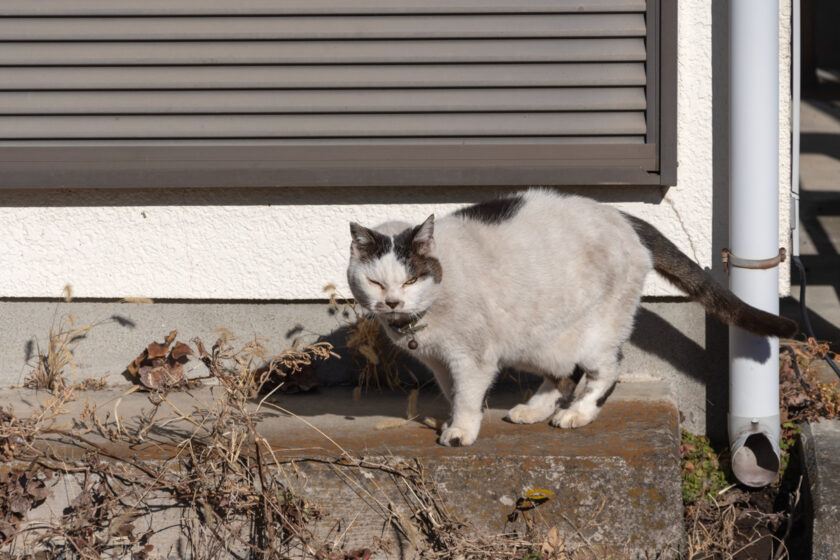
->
721 247 786 276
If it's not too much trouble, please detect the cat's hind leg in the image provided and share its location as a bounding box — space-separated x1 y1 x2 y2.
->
506 368 582 424
551 357 618 429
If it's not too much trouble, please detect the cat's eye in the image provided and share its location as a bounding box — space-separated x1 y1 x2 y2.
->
367 278 385 289
403 277 418 286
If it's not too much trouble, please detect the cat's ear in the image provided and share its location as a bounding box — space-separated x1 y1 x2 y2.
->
412 215 435 256
350 222 382 260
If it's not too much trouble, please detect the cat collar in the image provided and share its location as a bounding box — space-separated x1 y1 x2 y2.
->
388 313 427 350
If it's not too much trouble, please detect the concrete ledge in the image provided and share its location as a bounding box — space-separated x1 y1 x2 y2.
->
0 299 725 436
802 419 840 560
2 381 684 558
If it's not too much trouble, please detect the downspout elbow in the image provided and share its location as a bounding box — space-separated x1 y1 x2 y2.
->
729 414 781 487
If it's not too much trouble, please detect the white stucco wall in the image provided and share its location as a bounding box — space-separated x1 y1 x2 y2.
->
0 0 792 300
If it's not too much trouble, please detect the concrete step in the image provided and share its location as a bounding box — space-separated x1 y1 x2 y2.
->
801 419 840 560
2 379 684 558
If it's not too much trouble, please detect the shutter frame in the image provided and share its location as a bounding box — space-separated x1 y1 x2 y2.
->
0 0 678 189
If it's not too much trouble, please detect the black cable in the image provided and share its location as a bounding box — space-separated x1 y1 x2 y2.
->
792 255 840 380
780 344 811 392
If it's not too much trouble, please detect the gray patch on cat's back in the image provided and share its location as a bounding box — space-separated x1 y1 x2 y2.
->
453 194 525 225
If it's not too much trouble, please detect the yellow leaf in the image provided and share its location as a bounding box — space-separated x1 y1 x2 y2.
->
525 488 555 501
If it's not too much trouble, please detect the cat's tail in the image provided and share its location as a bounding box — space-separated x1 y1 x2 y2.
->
622 213 798 338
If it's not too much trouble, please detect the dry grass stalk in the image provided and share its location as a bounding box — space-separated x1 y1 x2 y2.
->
4 330 345 559
2 328 617 559
685 493 788 560
325 285 413 393
24 289 154 392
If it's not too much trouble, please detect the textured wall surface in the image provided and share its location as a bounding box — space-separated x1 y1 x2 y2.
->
0 0 792 300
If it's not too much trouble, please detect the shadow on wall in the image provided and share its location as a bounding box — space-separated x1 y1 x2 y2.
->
708 0 732 443
0 184 668 209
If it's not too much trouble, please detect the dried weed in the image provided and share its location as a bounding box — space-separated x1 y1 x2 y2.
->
325 285 416 393
24 288 154 392
4 328 342 559
683 336 839 560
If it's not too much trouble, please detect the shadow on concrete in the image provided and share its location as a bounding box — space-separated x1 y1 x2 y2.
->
310 302 734 438
797 98 840 325
793 185 840 303
631 306 729 440
781 296 840 353
801 132 840 158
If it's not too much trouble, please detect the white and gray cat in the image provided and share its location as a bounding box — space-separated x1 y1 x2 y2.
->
346 189 797 447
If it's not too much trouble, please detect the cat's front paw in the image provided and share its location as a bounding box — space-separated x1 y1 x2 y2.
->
550 408 594 429
438 425 477 447
506 403 555 424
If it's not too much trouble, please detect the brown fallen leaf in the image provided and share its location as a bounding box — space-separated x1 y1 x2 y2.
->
145 342 169 360
126 331 192 391
541 526 567 559
138 363 184 391
170 342 193 361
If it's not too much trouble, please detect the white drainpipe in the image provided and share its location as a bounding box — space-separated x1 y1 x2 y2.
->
728 0 782 487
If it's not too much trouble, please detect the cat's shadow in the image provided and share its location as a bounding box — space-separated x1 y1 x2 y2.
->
300 307 778 441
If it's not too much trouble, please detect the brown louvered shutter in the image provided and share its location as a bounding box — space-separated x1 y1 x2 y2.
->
0 0 676 188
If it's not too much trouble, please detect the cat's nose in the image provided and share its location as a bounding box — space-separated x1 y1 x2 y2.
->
385 300 401 309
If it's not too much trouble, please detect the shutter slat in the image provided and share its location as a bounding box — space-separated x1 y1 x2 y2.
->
1 38 646 65
0 0 646 16
2 64 647 90
0 89 647 114
0 137 647 148
1 113 648 139
0 15 646 41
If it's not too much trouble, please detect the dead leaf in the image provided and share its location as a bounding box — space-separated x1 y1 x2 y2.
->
9 495 30 514
170 342 193 361
0 519 16 539
127 331 192 390
145 342 169 360
193 338 210 360
115 522 135 538
541 526 566 559
26 478 50 502
126 350 146 377
139 363 184 391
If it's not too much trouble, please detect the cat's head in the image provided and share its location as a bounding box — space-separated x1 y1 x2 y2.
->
346 215 442 324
